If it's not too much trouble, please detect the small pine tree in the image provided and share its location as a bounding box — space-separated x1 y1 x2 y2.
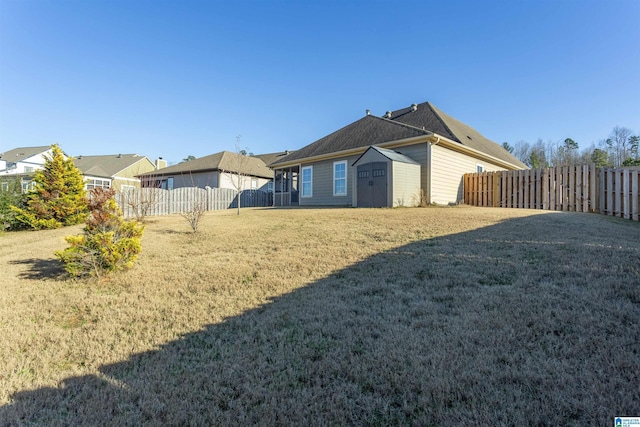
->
11 144 88 229
56 188 145 278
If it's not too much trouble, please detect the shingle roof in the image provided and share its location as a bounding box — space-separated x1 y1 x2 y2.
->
73 154 151 178
391 102 526 168
145 151 273 179
253 151 294 167
271 115 429 165
0 146 51 162
272 102 527 169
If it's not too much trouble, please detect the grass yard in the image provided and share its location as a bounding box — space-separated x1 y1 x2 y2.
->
0 206 639 425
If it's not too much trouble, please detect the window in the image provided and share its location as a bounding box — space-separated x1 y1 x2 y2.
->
476 164 484 173
267 182 273 193
333 161 347 196
301 166 312 197
167 177 174 190
22 180 35 192
372 168 385 177
358 170 369 179
1 182 8 191
85 178 111 190
251 178 258 190
24 167 34 173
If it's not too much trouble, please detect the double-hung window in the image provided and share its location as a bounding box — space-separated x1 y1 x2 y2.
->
301 166 313 198
333 161 347 196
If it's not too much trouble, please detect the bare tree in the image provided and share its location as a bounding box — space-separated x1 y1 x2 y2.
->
181 198 206 232
227 135 251 216
606 126 634 167
180 173 208 232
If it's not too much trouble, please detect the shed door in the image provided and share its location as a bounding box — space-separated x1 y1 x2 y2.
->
357 162 387 208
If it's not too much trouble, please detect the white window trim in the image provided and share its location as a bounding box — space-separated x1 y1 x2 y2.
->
333 160 347 196
301 166 313 198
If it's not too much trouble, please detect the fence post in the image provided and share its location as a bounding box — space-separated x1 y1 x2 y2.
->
632 169 639 221
493 172 499 207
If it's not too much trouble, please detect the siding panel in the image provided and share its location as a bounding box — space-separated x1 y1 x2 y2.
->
300 156 359 206
431 145 504 205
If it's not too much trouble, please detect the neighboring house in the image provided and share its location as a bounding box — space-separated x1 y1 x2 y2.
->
270 101 527 207
73 154 163 190
0 146 56 192
138 151 274 191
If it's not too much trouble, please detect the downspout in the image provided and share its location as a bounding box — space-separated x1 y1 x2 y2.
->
427 136 441 205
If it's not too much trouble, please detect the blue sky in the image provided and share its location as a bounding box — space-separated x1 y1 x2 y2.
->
1 0 638 165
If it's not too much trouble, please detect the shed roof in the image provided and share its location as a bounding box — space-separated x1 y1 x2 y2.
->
352 146 420 166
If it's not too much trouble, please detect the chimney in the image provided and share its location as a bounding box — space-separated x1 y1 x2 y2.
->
411 103 418 111
155 157 167 170
366 109 371 116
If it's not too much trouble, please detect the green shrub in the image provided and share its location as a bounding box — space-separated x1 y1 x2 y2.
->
11 144 88 230
0 178 27 231
56 188 144 278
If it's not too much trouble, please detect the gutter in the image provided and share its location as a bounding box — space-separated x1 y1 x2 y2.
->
271 132 524 171
271 134 434 169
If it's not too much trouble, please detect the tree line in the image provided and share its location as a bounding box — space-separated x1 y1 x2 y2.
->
502 126 639 169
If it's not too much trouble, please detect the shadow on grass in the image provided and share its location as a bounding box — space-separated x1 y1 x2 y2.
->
2 213 639 425
10 258 66 280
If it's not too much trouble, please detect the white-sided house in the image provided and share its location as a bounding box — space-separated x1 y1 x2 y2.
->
138 151 274 191
0 146 58 192
0 146 53 176
270 101 527 207
73 154 161 190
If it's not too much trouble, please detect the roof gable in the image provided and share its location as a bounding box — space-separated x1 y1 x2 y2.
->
73 154 153 178
352 146 420 166
391 102 527 168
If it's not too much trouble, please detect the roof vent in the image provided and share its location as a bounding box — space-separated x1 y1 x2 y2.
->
384 111 392 118
411 103 418 111
366 109 371 116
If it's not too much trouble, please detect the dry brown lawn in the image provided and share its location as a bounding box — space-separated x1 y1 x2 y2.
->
1 206 639 426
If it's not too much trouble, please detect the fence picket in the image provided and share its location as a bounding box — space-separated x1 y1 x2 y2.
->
463 165 639 222
116 187 272 218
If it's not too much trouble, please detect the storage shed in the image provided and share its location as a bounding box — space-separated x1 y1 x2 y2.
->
352 146 421 208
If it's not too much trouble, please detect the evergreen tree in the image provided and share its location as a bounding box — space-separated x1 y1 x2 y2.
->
590 148 611 168
56 188 145 277
11 144 88 229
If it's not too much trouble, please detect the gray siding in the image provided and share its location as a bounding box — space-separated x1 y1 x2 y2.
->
300 155 359 206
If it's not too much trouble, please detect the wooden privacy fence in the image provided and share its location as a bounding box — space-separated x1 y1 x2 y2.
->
464 165 640 221
115 187 272 218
